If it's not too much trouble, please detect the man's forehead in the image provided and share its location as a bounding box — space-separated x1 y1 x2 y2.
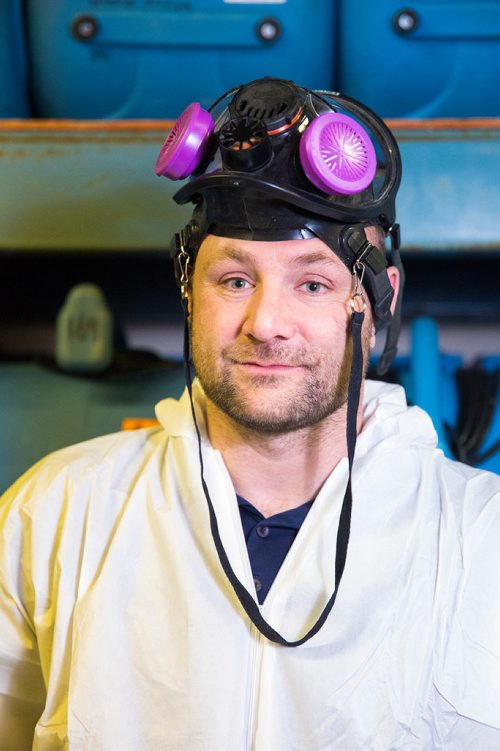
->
197 234 344 268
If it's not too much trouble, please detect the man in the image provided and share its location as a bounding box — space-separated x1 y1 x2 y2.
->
1 77 499 750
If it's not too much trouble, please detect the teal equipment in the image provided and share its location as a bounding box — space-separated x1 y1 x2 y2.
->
2 1 500 118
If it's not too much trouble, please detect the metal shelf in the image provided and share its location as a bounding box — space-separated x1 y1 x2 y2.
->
1 118 499 253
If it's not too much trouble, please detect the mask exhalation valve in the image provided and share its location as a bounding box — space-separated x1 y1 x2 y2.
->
219 117 272 172
229 78 304 134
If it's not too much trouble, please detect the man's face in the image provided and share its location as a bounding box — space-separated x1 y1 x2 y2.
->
189 234 374 435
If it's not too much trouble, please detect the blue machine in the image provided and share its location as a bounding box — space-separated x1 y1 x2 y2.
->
339 0 500 117
7 0 335 119
0 1 29 117
2 1 500 118
373 317 500 475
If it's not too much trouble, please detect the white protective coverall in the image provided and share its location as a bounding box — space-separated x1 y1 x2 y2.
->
0 379 500 751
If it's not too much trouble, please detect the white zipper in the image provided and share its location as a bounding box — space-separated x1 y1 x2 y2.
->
245 619 264 750
211 453 266 749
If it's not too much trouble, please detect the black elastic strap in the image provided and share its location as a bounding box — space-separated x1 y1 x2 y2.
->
183 309 365 647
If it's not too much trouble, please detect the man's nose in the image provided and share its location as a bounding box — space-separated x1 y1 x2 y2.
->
241 284 295 342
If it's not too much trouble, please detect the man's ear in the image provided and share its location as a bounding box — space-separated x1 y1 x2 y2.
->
363 226 400 318
387 266 400 316
367 266 399 352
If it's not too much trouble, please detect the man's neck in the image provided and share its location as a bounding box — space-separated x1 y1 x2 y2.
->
205 401 355 518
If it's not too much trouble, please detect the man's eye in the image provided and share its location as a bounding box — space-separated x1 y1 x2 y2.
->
223 277 250 290
302 281 325 293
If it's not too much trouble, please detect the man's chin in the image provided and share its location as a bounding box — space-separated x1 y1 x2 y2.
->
209 393 347 435
226 408 341 435
197 367 348 434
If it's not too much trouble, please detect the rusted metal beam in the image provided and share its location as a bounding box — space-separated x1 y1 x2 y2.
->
0 118 499 252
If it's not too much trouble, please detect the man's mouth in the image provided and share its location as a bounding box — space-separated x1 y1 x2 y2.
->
235 360 303 373
226 344 313 372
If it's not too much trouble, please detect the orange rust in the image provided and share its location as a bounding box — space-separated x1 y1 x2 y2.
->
386 117 500 131
0 119 176 132
1 117 498 134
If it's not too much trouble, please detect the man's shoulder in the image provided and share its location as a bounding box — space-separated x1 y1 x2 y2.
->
433 457 500 730
437 451 500 508
363 379 500 491
0 426 166 520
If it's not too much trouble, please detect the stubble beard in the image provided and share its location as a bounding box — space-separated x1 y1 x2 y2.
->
191 333 362 436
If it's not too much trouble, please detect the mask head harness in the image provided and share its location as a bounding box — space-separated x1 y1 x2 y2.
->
156 78 404 646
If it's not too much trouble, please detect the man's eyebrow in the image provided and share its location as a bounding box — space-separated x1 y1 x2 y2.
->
205 246 249 264
203 246 338 268
290 251 337 267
